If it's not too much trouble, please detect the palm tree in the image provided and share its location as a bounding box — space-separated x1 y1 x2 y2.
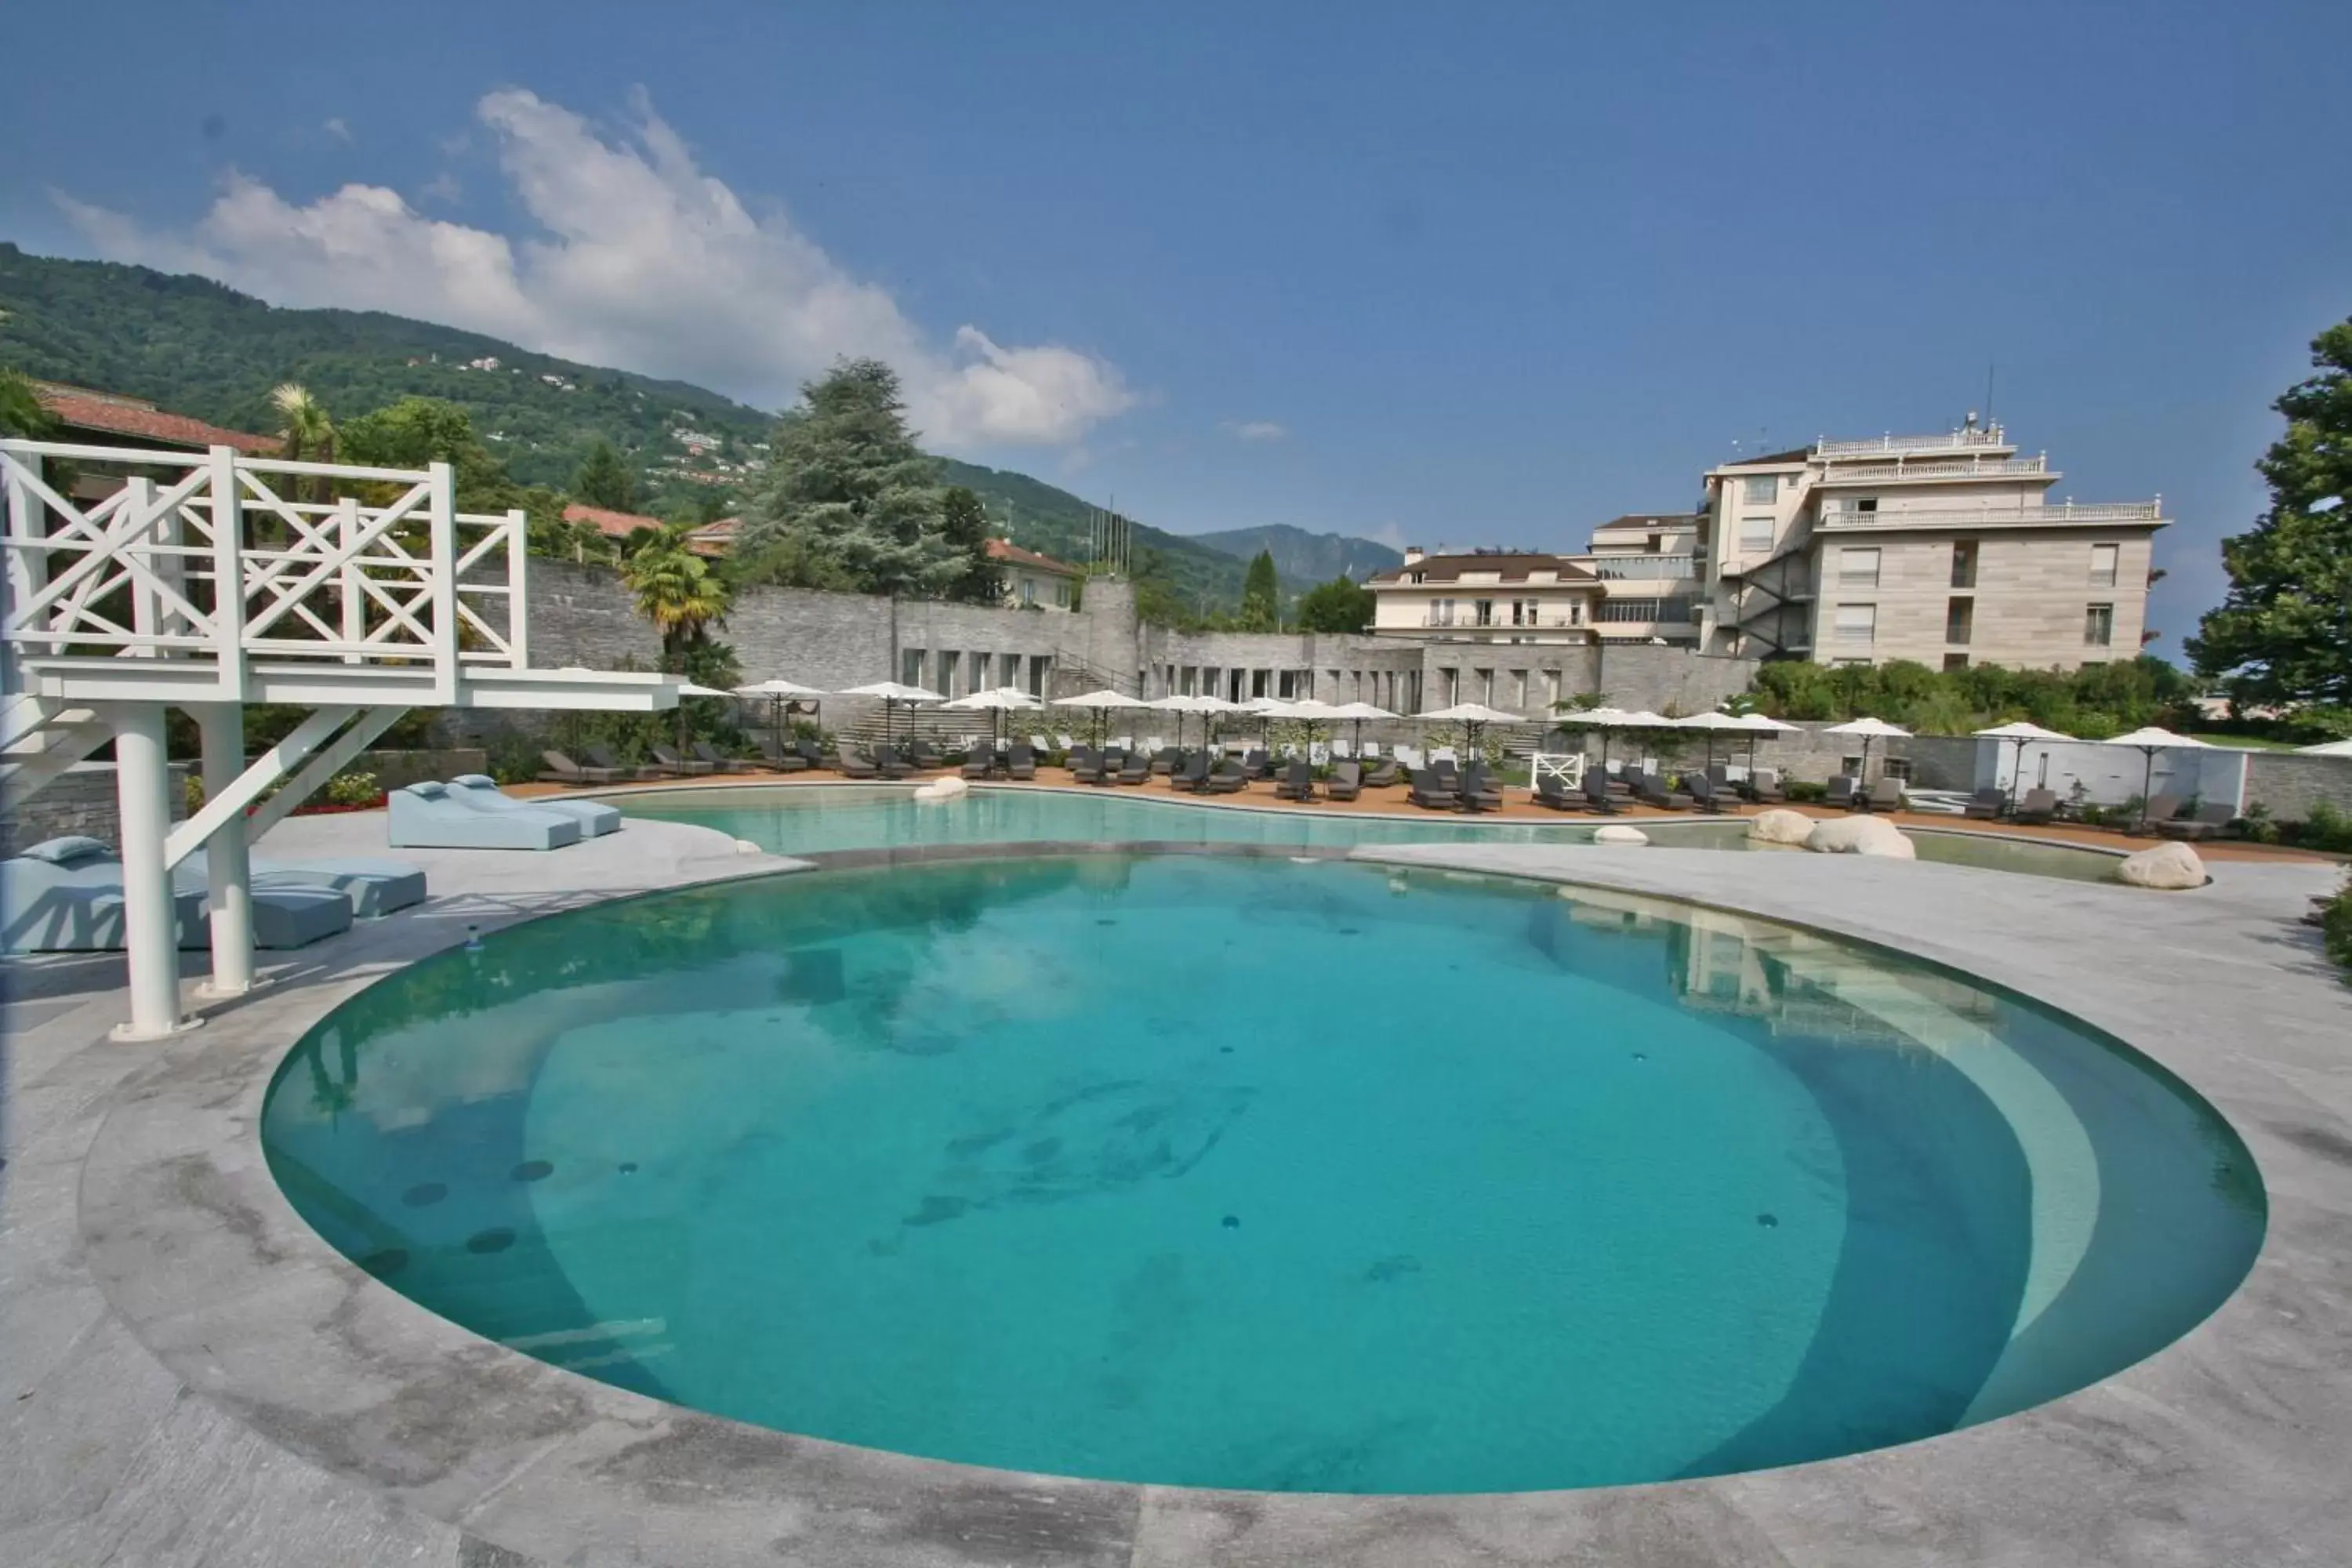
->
270 383 336 506
621 523 731 668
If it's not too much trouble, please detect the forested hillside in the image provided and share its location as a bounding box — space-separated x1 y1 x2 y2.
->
1188 522 1400 584
0 243 1350 615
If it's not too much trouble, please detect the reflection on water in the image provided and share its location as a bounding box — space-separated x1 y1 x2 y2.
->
261 855 2260 1494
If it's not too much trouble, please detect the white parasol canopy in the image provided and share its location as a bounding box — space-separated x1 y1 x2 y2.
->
2101 727 2213 825
837 680 946 752
1054 687 1149 747
732 678 829 751
944 685 1041 750
1416 702 1523 725
1825 716 1911 785
1974 720 2076 815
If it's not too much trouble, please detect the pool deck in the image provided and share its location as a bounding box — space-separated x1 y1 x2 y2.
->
2 809 2348 1566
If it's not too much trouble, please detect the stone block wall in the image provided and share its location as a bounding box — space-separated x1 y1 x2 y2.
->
2242 753 2352 822
2 761 188 858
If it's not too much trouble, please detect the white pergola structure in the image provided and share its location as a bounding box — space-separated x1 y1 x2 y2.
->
2 438 685 1040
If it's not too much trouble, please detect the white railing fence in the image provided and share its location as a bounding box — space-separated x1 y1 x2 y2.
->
2 441 528 701
1817 456 2050 483
1815 499 2163 530
1814 426 2009 458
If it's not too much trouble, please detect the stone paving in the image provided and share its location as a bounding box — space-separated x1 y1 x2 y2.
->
2 808 2347 1566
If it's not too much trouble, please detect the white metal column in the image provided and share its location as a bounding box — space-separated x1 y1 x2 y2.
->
107 703 194 1040
194 702 255 997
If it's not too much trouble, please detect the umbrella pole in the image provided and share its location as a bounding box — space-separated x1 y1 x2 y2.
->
2140 748 2156 829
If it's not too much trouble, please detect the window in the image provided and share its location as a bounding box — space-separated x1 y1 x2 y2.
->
1054 580 1072 608
900 648 926 687
1179 666 1196 695
1883 757 1913 783
1473 598 1496 626
1951 539 1978 589
2085 603 2114 647
971 652 991 691
1442 667 1461 706
1029 655 1050 696
2090 543 2119 587
1508 670 1529 708
1474 668 1494 704
1838 546 1881 588
1945 597 1973 645
936 650 960 693
1277 670 1295 699
1742 474 1777 505
1942 652 1969 672
1834 603 1877 644
1739 517 1775 553
1019 579 1037 606
1839 753 1864 775
1430 597 1455 626
1544 669 1562 706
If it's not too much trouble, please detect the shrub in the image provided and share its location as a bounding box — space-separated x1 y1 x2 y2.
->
2300 800 2352 855
323 771 382 808
1783 780 1828 803
2318 871 2352 982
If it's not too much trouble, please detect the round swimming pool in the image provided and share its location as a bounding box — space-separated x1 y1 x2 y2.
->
261 854 2263 1494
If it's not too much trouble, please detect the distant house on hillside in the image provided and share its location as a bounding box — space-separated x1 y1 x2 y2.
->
989 538 1080 611
562 502 666 548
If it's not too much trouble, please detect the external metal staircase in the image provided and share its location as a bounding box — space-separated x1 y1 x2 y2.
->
2 437 684 1038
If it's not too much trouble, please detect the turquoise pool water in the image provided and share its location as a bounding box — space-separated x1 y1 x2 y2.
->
262 855 2262 1494
622 783 2125 880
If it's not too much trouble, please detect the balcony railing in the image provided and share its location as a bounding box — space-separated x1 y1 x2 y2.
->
1816 456 2051 484
1814 499 2162 531
3 440 528 702
1814 427 2010 458
1591 555 1697 579
1419 613 1589 630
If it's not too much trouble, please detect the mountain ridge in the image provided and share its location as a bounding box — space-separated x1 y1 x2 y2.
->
0 243 1373 608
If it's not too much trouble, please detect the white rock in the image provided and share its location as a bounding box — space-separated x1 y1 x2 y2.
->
1592 825 1650 846
2118 840 2206 889
1803 815 1916 858
911 776 971 804
1748 808 1817 846
734 838 762 856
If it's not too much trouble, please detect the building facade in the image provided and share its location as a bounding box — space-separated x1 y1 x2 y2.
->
1363 513 1707 649
1700 421 2166 670
986 538 1081 612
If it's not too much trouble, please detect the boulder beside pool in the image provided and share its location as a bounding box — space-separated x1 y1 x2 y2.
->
912 776 971 804
1592 824 1650 846
1804 815 1916 858
1748 808 1816 846
2118 840 2207 889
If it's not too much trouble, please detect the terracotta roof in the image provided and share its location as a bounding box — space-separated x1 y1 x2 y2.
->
986 537 1080 575
1368 553 1598 586
685 517 740 557
33 383 278 456
562 502 668 539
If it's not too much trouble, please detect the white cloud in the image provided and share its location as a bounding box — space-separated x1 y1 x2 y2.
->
419 173 462 205
59 88 1133 448
322 118 353 143
1367 521 1406 550
1222 419 1287 443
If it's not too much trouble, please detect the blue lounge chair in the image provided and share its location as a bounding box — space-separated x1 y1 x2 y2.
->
450 775 621 837
3 837 350 953
178 848 426 919
387 782 582 851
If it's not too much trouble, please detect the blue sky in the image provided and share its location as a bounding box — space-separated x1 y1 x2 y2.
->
5 1 2347 650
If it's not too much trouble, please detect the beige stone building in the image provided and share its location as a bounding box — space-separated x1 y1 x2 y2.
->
986 538 1082 612
1364 512 1706 648
1700 421 2166 670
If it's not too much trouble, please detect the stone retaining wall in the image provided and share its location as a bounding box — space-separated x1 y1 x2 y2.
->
1 760 188 858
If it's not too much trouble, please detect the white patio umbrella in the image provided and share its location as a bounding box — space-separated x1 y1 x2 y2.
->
734 677 829 753
1974 720 2076 815
1327 699 1398 754
1054 687 1148 748
837 680 946 753
1279 698 1350 757
1668 710 1749 774
2295 736 2352 757
2100 725 2212 826
1726 711 1801 780
1824 716 1912 786
1149 692 1246 752
1555 706 1646 774
944 686 1042 752
1415 701 1523 763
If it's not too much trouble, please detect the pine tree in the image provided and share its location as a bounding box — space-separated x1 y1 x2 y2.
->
1238 548 1280 631
575 440 637 512
2189 318 2352 708
739 359 959 597
939 485 1004 604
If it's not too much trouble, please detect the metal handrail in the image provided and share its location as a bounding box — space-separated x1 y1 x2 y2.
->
1815 499 2161 529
